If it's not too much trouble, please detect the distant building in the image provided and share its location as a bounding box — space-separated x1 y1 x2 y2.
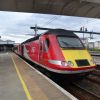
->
0 39 15 52
80 37 100 49
88 41 100 49
88 42 95 49
94 41 100 49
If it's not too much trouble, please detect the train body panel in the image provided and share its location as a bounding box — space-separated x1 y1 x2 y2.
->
15 29 96 74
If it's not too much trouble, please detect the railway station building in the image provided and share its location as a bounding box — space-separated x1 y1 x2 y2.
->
0 39 15 52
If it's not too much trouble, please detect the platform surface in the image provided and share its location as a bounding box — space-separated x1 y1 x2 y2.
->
0 52 27 100
0 52 76 100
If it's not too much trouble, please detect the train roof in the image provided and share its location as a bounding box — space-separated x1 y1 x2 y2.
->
22 35 40 44
22 29 77 44
43 29 77 37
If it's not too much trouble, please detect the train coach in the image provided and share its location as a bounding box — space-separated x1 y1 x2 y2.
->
15 29 96 75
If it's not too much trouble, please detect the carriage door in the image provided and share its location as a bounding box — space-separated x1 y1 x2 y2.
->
39 40 44 61
21 45 24 56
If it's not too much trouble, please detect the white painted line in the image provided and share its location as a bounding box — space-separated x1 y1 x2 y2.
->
16 54 78 100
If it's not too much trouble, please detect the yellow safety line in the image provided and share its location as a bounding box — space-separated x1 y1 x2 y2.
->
10 54 32 100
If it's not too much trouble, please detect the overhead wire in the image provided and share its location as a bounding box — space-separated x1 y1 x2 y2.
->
41 14 99 34
43 15 60 26
70 18 98 29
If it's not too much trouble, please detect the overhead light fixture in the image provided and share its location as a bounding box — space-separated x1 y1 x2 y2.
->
80 0 100 4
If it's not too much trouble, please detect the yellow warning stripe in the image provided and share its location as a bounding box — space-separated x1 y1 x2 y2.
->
11 54 32 100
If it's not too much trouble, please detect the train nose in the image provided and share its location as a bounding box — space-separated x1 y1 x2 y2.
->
62 50 96 68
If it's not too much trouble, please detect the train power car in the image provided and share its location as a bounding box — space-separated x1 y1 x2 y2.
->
15 29 96 75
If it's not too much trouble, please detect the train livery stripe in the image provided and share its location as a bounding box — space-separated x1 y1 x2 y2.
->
10 54 32 100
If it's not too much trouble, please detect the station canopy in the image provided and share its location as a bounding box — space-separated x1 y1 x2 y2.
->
0 0 100 18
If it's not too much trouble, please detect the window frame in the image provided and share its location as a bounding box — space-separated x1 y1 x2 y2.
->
57 35 85 50
44 38 50 52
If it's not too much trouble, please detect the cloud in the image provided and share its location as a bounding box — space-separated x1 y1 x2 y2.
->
0 11 33 34
0 11 100 43
1 33 32 43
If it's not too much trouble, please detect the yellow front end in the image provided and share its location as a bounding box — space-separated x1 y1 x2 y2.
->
62 49 96 68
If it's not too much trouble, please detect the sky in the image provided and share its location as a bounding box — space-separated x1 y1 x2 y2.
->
0 11 100 43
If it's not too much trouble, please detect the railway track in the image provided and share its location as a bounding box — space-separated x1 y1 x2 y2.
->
96 65 100 70
86 75 100 85
71 82 100 100
21 55 100 100
54 78 100 100
91 70 100 77
54 74 100 100
69 72 100 100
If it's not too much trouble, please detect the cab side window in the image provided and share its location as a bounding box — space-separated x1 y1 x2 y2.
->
44 38 50 52
40 41 42 51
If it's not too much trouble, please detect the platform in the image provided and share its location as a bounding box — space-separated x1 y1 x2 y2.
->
0 52 77 100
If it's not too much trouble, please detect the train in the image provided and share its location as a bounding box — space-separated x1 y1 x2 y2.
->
14 29 96 75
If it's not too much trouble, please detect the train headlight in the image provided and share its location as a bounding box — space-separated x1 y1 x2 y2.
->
61 61 67 67
67 61 74 66
48 60 74 67
61 61 74 67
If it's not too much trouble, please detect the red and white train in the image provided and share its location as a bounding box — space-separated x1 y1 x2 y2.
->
14 29 96 74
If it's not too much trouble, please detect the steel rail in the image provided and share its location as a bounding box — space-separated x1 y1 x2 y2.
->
73 83 100 100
